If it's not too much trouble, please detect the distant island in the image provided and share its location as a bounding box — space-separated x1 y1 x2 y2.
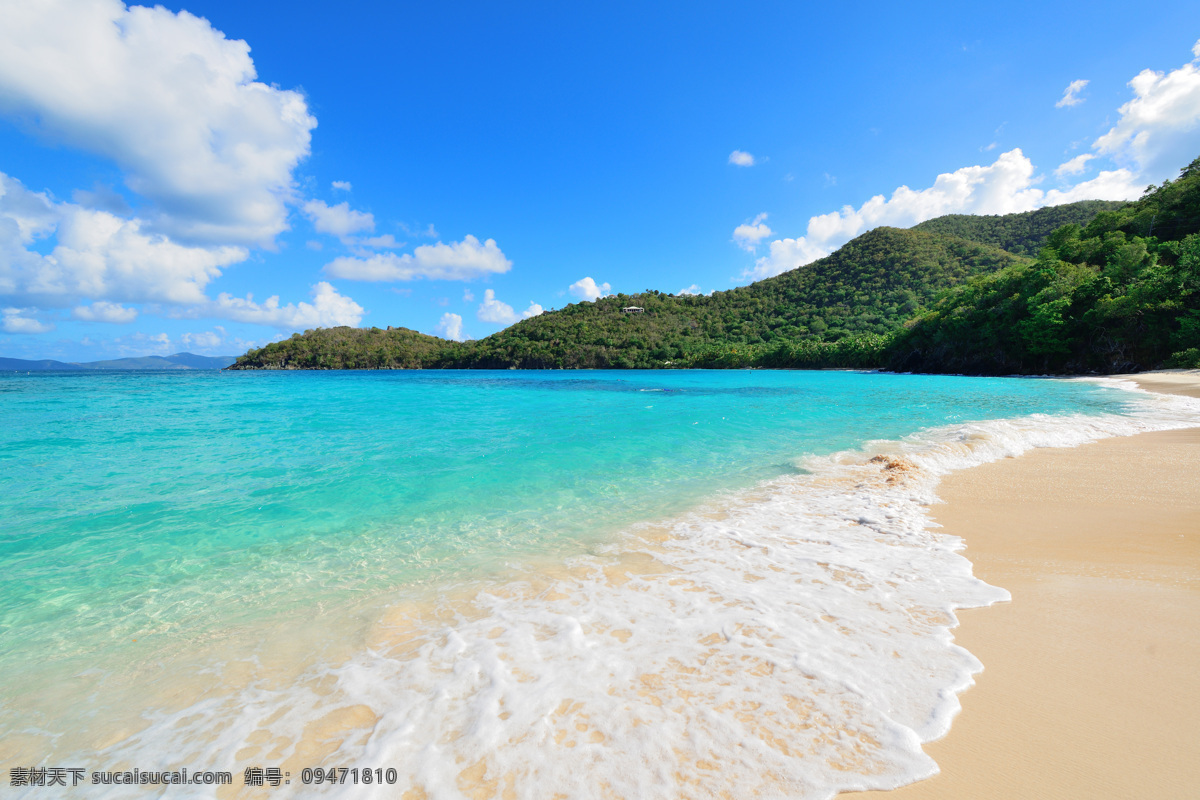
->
0 352 237 371
226 153 1195 376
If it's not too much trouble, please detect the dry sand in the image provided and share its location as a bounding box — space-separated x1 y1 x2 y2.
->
849 371 1200 799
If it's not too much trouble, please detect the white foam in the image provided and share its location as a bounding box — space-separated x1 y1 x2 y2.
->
61 385 1200 799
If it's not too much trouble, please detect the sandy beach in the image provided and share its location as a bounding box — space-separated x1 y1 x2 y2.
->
851 371 1200 799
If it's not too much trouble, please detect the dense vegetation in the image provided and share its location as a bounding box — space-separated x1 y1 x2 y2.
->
889 157 1200 374
912 200 1124 257
229 191 1168 373
234 325 450 370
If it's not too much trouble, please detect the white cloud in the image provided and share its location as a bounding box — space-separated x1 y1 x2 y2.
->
399 221 439 239
732 212 773 252
744 147 1144 281
73 301 137 323
1 172 247 306
476 289 540 325
677 284 703 296
1 307 54 334
568 277 611 302
729 150 756 167
125 331 171 355
181 329 223 350
1042 168 1144 204
324 235 512 282
1093 45 1200 181
332 181 352 192
435 312 465 341
208 281 364 330
746 237 835 281
477 290 517 323
462 289 475 302
303 200 375 238
1055 153 1096 177
0 0 316 247
360 234 402 249
1056 79 1090 108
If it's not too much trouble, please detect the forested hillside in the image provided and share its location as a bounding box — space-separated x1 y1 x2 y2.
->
229 195 1129 371
889 157 1200 374
230 325 451 370
445 228 1024 368
912 200 1124 257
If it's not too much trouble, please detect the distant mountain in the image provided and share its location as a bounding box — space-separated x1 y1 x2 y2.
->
0 358 83 371
0 353 237 371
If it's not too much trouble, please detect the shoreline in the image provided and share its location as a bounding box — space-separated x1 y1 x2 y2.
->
849 370 1200 798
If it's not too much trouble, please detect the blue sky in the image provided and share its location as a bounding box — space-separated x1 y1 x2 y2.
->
2 0 1199 359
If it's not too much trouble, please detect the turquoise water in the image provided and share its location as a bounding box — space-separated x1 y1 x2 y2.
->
0 369 1141 762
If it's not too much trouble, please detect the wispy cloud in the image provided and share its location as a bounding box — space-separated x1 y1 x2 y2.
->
1056 79 1090 108
728 150 756 167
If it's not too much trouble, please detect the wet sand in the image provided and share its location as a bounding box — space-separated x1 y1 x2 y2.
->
851 371 1200 799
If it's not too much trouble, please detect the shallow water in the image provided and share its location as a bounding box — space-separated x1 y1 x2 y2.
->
2 369 1194 797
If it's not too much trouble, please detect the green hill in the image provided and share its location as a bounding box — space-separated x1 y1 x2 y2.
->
446 228 1024 369
229 198 1122 371
228 325 450 370
911 200 1125 257
888 156 1200 374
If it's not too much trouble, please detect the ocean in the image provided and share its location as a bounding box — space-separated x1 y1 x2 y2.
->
2 369 1196 798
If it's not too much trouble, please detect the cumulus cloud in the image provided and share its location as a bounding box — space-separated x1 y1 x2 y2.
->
476 289 542 325
1055 153 1096 177
677 284 703 296
732 213 773 252
744 148 1141 281
729 150 756 167
0 0 316 246
476 291 515 323
303 200 375 238
1056 79 1090 108
462 289 475 302
0 172 247 306
747 238 835 281
332 181 352 192
325 235 512 282
435 312 466 341
568 277 611 302
2 307 54 334
73 301 137 323
1093 43 1200 180
207 281 364 330
1042 168 1143 205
